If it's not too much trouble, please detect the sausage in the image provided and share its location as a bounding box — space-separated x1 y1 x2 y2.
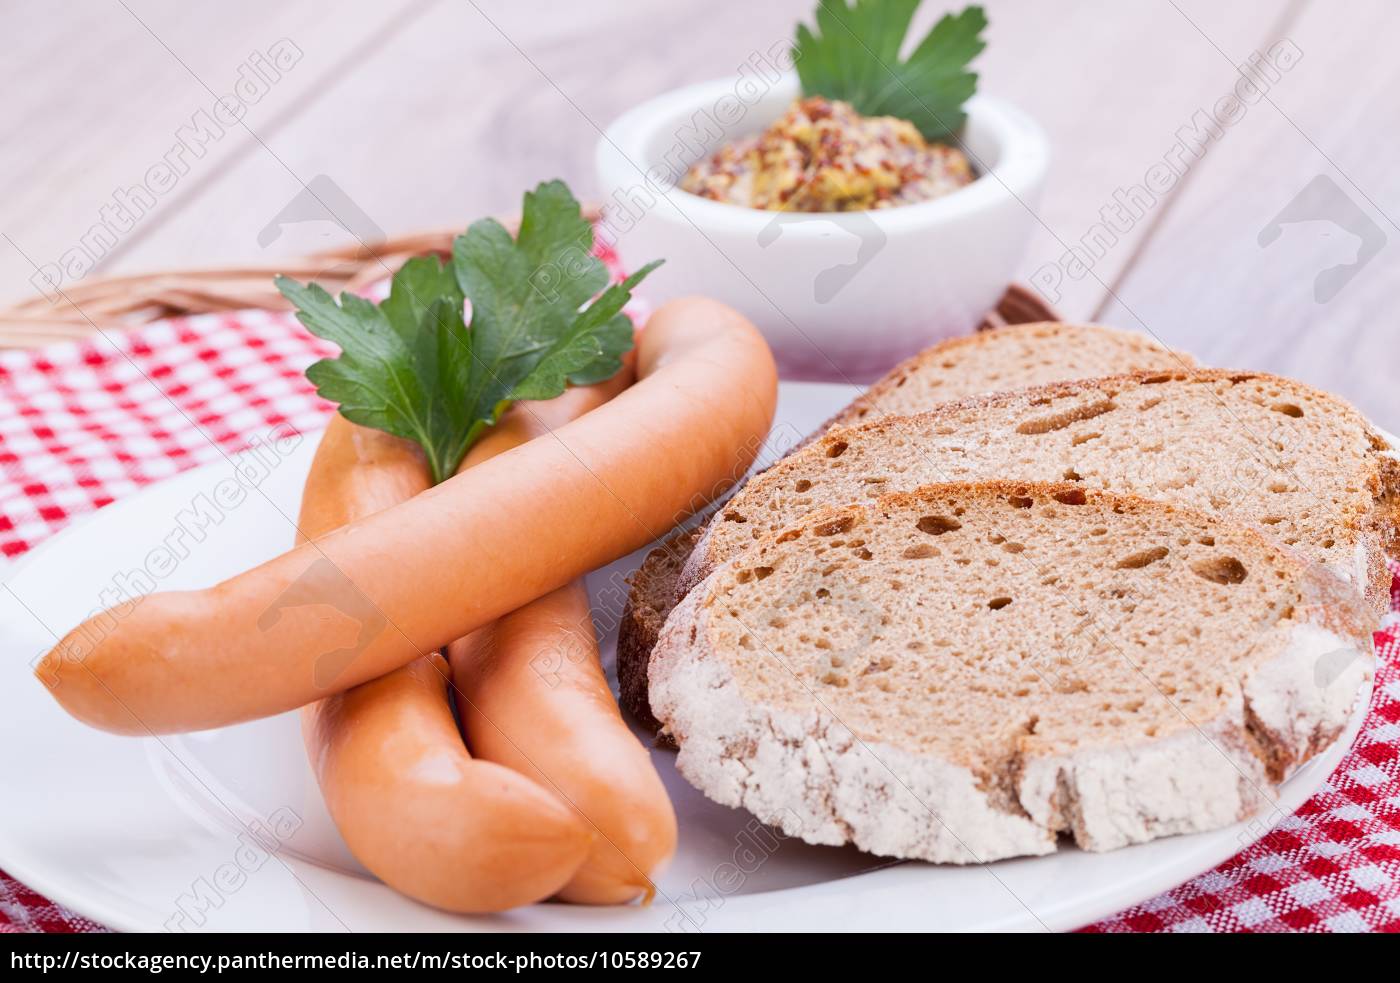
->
296 417 592 912
448 391 678 905
37 297 777 734
450 584 677 905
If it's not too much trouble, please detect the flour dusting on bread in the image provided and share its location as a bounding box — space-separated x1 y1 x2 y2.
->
651 483 1373 862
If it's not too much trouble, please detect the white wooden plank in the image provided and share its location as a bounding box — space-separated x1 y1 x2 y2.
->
1098 0 1400 425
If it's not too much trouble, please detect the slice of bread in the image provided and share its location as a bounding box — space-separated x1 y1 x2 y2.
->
824 321 1191 430
686 370 1400 618
650 482 1375 862
618 323 1193 726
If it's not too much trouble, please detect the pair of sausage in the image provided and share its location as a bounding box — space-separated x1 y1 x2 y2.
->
290 415 564 911
38 297 777 910
302 363 668 910
37 297 779 733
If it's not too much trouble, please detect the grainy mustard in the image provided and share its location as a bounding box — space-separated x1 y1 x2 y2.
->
680 96 973 212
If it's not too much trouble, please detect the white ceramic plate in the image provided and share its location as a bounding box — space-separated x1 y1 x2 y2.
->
0 382 1378 933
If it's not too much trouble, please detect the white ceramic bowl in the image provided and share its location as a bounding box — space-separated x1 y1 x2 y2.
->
596 75 1049 380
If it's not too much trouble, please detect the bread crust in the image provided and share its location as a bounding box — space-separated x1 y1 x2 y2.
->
650 482 1375 862
824 321 1190 432
1372 443 1400 562
617 528 700 730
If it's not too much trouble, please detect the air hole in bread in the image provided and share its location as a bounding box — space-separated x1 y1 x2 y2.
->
1191 556 1248 585
1268 481 1289 493
1071 431 1102 447
1015 398 1117 435
826 440 848 458
1116 546 1169 569
1053 489 1088 505
916 515 962 536
1009 495 1034 509
723 511 747 523
753 566 774 581
988 596 1013 610
902 543 939 559
1064 468 1083 481
1003 542 1025 554
794 479 812 492
775 529 802 544
813 515 856 536
1272 402 1304 418
854 547 874 560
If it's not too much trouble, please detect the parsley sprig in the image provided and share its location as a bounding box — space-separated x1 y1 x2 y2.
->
794 1 988 142
276 181 659 485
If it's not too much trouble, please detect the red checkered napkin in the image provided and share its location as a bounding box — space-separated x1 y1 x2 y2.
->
0 291 1396 933
0 310 334 561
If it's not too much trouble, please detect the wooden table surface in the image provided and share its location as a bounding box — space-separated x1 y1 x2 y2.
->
4 0 1396 424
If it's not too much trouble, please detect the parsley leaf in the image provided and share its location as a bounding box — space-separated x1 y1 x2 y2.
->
451 181 660 437
277 180 658 485
794 2 988 142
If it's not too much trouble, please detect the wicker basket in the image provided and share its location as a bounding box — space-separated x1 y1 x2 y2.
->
0 215 1058 349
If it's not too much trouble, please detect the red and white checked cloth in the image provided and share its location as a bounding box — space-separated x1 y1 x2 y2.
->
1 291 1397 933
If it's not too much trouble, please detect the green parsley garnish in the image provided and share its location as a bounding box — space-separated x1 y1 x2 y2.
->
794 1 988 142
276 180 659 485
